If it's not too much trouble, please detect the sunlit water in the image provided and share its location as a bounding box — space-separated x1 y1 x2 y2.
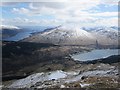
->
71 49 119 61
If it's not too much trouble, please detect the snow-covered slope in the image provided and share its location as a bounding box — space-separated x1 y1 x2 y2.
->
89 27 119 45
23 25 119 45
90 27 118 39
23 25 96 45
9 64 117 88
9 70 67 88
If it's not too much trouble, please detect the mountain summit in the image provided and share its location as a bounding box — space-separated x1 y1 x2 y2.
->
23 25 96 45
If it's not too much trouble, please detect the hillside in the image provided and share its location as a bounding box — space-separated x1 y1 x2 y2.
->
0 25 21 39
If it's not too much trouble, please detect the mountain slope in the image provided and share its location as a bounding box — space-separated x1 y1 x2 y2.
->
88 27 119 45
23 25 119 46
23 25 96 45
1 25 21 39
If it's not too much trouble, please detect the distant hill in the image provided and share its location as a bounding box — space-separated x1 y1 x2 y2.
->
1 25 21 39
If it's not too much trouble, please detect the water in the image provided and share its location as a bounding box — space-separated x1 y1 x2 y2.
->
3 32 32 41
3 26 53 41
71 49 119 61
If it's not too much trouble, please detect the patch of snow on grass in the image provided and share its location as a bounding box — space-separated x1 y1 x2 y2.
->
10 72 44 88
66 71 79 76
9 70 67 88
60 85 65 88
65 69 116 83
80 83 90 87
48 70 67 80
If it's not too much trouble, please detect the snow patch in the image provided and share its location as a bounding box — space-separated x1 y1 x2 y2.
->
9 70 67 88
80 83 90 87
48 70 67 80
65 69 117 83
10 72 44 88
60 85 65 88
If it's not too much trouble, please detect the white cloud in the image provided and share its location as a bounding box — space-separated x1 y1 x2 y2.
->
82 17 118 27
0 2 19 6
96 17 118 27
101 0 119 5
12 8 30 15
28 1 101 12
2 17 64 26
12 1 101 16
3 16 117 27
3 0 118 27
90 12 118 17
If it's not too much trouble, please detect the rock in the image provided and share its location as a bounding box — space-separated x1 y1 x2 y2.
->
60 85 65 88
73 83 81 88
52 79 55 81
81 76 88 80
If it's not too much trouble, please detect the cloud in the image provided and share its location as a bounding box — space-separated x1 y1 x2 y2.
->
2 17 64 26
28 1 101 11
12 0 101 16
2 0 118 27
12 7 30 15
101 0 119 5
95 17 118 27
0 2 20 6
12 1 118 17
89 12 118 17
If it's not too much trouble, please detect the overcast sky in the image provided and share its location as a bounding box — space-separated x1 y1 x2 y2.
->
1 0 119 27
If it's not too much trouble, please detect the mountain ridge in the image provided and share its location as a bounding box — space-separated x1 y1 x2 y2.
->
22 25 119 46
22 25 96 45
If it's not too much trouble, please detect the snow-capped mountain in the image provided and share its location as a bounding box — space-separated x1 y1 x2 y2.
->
23 25 96 45
88 27 119 45
1 25 21 39
91 27 118 39
23 25 119 45
0 25 20 30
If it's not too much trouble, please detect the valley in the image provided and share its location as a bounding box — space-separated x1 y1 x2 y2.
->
2 41 120 89
1 1 119 89
1 25 120 89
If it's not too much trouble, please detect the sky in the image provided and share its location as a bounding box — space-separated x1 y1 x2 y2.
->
0 0 119 27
